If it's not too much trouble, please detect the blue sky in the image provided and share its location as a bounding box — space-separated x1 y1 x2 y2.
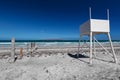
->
0 0 120 40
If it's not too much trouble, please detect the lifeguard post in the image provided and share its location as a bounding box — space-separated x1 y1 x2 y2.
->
78 8 117 64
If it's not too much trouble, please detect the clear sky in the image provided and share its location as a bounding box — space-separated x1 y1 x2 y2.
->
0 0 120 40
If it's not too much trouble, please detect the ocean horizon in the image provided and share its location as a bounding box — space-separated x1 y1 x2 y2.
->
0 40 120 42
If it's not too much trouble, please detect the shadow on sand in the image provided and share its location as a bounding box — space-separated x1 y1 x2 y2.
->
68 53 89 64
67 53 116 64
68 53 89 59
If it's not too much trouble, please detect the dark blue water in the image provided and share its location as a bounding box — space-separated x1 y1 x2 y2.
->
0 40 120 47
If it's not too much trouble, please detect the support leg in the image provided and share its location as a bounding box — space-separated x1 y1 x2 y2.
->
93 36 96 58
107 33 117 63
90 32 93 64
78 35 81 58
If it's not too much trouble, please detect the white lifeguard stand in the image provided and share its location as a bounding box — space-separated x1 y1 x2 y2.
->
78 8 117 64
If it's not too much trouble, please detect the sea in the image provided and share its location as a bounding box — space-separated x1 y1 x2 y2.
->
0 40 120 47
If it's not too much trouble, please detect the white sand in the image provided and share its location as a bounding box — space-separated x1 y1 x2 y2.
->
0 51 120 80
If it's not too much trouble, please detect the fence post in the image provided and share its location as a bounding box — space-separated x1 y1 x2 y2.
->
20 48 23 59
11 38 15 61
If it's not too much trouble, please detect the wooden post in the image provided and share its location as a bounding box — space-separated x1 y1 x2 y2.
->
20 48 23 59
30 43 32 54
26 43 29 54
11 38 15 59
30 42 35 57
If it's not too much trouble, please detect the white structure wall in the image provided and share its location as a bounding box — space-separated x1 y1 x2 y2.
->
80 20 90 35
80 19 110 35
91 19 110 32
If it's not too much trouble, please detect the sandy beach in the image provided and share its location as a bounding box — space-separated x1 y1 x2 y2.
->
0 43 120 80
0 0 120 79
